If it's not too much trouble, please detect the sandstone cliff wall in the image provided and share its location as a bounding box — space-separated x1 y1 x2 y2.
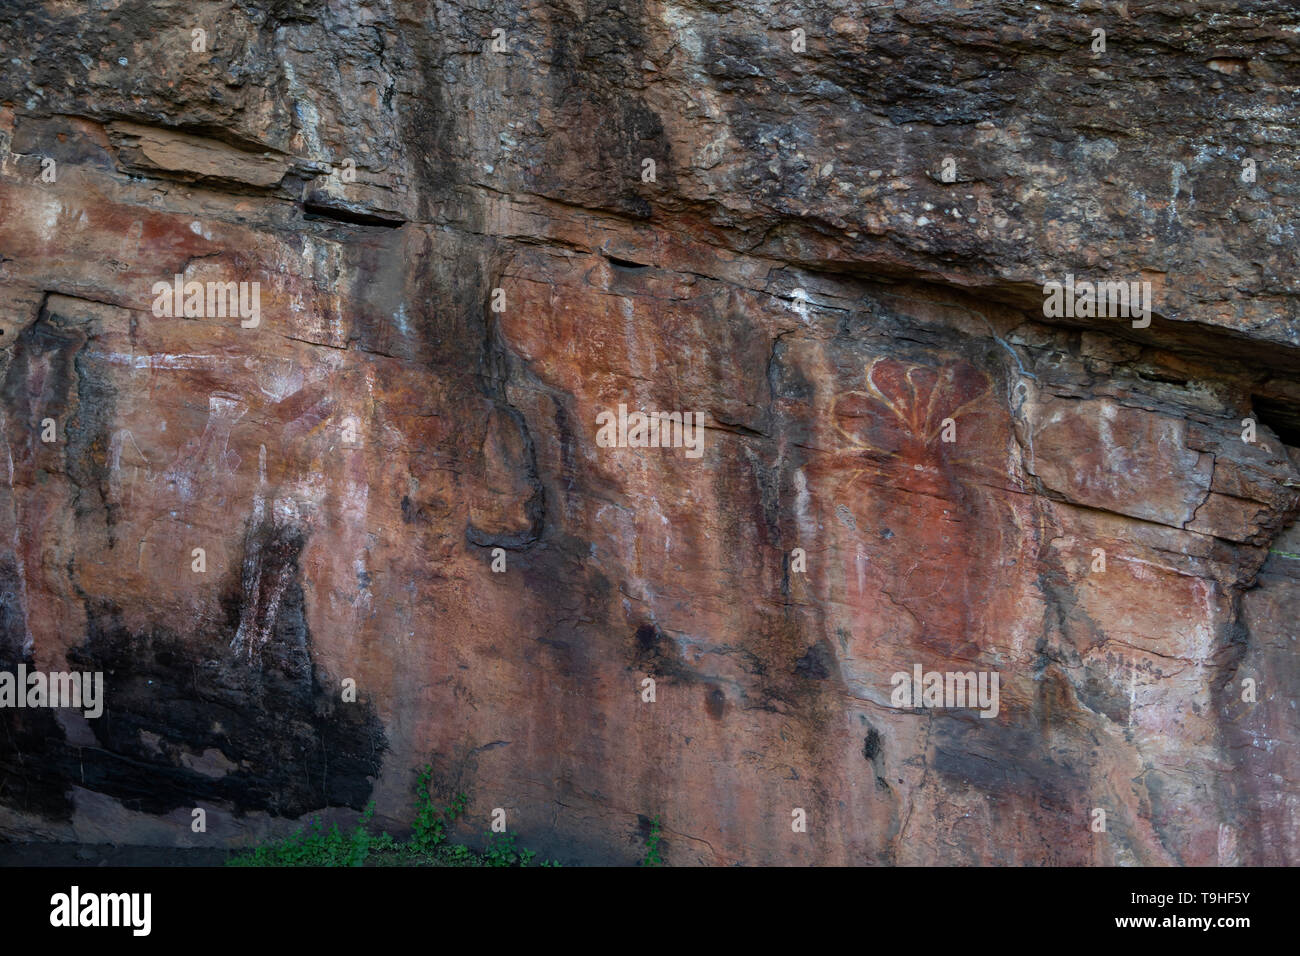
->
0 0 1297 864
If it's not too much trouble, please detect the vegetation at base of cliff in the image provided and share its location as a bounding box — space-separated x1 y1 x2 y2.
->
225 765 560 867
640 816 664 867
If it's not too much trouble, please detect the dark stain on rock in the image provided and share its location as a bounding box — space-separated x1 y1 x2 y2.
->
1 519 386 822
863 727 882 761
399 493 437 526
705 685 726 720
794 642 833 680
397 27 459 219
1 299 113 528
0 559 75 819
535 0 666 219
400 491 451 527
464 404 546 551
631 622 690 681
932 723 1071 801
0 559 28 653
69 331 120 539
862 722 891 791
229 519 309 664
930 718 1095 863
553 397 580 514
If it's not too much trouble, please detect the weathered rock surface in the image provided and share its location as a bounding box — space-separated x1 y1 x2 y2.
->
0 0 1297 864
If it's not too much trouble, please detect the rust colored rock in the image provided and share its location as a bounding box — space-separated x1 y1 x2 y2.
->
0 1 1297 866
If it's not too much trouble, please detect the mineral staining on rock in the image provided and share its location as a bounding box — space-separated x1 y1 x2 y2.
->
0 1 1297 865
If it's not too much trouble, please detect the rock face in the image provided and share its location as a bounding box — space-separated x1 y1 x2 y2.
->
0 1 1298 865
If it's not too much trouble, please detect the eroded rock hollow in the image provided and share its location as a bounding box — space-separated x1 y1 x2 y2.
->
1 0 1297 865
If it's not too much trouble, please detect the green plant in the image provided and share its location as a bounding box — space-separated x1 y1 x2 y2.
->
482 831 536 867
225 766 557 867
640 816 664 867
346 802 375 866
227 802 376 867
411 766 467 852
445 844 474 864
